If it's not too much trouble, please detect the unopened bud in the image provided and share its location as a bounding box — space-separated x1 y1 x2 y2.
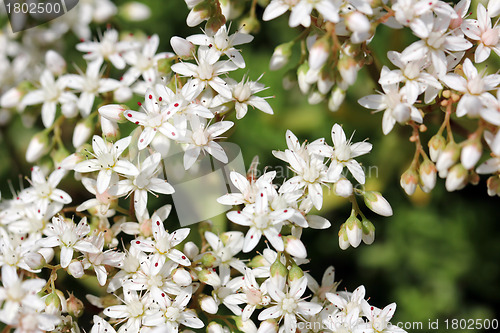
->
100 116 119 141
288 263 304 282
67 293 84 318
400 167 418 195
308 90 325 104
393 103 411 124
234 315 258 332
363 191 393 216
345 215 362 248
309 35 330 70
238 15 260 34
346 11 371 33
461 139 482 170
248 254 266 268
206 14 227 35
0 87 23 108
328 87 346 112
170 36 195 57
98 104 127 122
67 261 84 278
199 295 218 314
207 321 225 333
436 141 460 176
284 236 307 258
172 267 192 286
25 252 46 270
282 69 297 90
26 131 50 163
270 42 293 71
258 319 279 332
114 86 133 103
419 159 437 192
428 133 447 162
73 118 94 148
186 2 211 27
198 268 221 286
61 99 79 118
297 62 311 94
183 241 200 259
334 178 353 197
45 50 66 76
120 1 151 21
488 0 500 17
338 224 350 250
361 219 375 245
445 163 468 191
487 176 500 197
338 56 359 85
318 69 334 95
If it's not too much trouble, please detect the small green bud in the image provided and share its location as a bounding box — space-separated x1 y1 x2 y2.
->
361 219 375 245
270 254 287 279
200 252 220 267
288 263 304 282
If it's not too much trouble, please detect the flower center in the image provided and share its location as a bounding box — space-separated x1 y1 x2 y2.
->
281 297 297 313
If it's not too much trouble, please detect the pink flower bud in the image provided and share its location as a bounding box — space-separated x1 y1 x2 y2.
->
45 50 66 76
419 159 437 192
400 167 418 195
284 236 307 258
98 104 127 122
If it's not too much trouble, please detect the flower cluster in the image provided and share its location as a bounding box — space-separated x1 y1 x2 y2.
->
0 0 428 332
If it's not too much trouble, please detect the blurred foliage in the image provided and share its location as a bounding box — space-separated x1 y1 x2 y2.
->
1 0 499 332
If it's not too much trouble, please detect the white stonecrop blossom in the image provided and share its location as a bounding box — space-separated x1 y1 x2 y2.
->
74 135 139 194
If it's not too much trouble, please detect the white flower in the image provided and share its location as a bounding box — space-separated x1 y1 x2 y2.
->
226 190 293 252
37 216 99 268
441 58 500 117
91 316 117 333
123 34 174 84
171 47 238 98
462 3 500 63
110 152 174 217
180 117 234 170
205 231 246 276
217 170 276 206
103 290 149 333
64 59 121 117
328 124 372 184
476 130 500 174
258 276 322 333
21 69 76 127
187 25 254 68
74 135 139 194
358 301 406 333
76 29 138 69
291 0 340 27
82 233 124 286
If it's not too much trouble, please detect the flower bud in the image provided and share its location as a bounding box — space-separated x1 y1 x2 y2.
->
61 99 79 118
170 36 195 57
120 1 151 21
345 215 362 248
199 295 218 314
338 224 350 250
338 56 359 85
270 42 293 71
328 87 346 112
100 116 119 141
282 69 297 90
207 322 225 333
419 159 437 192
186 2 211 27
200 252 220 267
308 90 325 104
334 178 353 197
0 87 23 108
248 254 266 268
45 50 66 76
428 134 447 162
114 86 133 103
488 0 500 17
258 319 279 333
270 254 287 289
288 263 304 282
44 292 62 315
39 247 55 264
345 11 371 33
297 62 311 94
25 251 46 270
172 267 192 286
363 191 393 216
206 14 227 36
445 163 468 191
487 175 500 197
436 142 460 176
73 118 94 148
318 69 334 95
198 268 221 286
460 139 482 170
67 261 84 278
183 241 200 259
26 131 50 163
98 104 127 122
239 15 260 34
67 293 84 318
309 35 330 70
284 236 307 259
361 219 375 245
400 167 418 195
234 316 258 332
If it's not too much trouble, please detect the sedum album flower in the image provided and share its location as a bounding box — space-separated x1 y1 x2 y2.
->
74 135 139 194
258 276 322 333
37 216 99 268
103 290 150 333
